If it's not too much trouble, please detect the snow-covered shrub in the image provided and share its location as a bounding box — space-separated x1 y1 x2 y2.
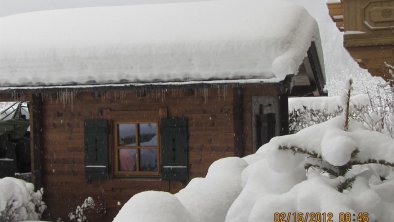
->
0 177 46 222
290 81 393 138
68 197 95 222
289 105 342 133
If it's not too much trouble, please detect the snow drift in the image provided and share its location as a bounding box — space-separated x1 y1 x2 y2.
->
0 177 46 222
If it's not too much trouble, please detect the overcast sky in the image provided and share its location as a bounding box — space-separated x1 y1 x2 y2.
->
0 0 211 17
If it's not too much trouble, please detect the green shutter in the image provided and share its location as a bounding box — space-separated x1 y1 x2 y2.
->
160 117 188 182
84 119 109 182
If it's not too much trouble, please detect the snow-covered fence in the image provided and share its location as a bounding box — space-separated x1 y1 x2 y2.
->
0 177 46 222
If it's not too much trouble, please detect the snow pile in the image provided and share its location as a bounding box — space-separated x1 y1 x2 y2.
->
0 0 319 87
114 157 248 222
175 157 247 222
0 177 46 222
114 117 394 222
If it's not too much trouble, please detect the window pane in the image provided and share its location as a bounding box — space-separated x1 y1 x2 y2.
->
118 124 137 146
119 149 137 171
140 149 158 171
139 123 158 146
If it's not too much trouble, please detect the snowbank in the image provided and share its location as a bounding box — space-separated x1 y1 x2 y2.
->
0 177 46 221
114 157 248 222
113 191 194 222
114 117 394 222
0 0 319 87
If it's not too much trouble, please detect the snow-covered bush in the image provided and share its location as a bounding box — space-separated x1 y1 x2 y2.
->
290 82 393 138
0 177 46 222
289 105 342 133
68 197 95 222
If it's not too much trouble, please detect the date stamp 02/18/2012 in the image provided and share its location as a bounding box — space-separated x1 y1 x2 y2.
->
273 212 369 222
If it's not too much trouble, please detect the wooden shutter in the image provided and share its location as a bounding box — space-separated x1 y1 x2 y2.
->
84 119 109 182
255 113 276 148
160 117 188 182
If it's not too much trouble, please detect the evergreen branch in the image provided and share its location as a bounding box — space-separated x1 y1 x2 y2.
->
304 163 339 177
278 145 321 158
349 159 394 167
337 177 356 193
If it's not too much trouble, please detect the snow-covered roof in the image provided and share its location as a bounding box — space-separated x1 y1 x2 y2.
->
0 0 319 87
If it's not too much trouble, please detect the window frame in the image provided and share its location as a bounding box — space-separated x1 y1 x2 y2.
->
114 121 160 177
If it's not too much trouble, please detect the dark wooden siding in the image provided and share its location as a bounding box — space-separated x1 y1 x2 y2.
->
38 85 236 221
0 83 282 221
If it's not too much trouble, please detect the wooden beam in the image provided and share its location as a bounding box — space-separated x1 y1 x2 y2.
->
307 42 327 96
279 94 289 136
30 93 43 189
232 87 244 157
344 34 394 47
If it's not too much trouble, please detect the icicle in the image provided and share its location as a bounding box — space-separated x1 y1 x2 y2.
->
203 87 208 104
11 90 17 101
223 85 227 100
70 90 75 112
161 89 165 102
217 85 221 101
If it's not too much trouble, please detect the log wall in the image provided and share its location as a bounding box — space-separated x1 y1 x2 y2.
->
40 86 234 221
0 83 280 221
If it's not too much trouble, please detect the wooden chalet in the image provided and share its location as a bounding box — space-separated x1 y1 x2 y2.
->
328 0 394 81
0 0 326 220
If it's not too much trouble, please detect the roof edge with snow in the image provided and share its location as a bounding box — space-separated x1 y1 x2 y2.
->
0 0 323 88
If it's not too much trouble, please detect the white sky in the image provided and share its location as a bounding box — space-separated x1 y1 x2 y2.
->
0 0 338 17
0 0 213 17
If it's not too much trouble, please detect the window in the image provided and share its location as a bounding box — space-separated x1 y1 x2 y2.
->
115 122 159 176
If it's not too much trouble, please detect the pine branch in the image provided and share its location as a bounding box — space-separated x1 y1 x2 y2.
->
304 163 339 177
337 177 356 192
349 159 394 167
278 145 321 158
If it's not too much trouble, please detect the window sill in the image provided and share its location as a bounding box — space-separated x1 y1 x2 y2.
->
110 175 162 182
